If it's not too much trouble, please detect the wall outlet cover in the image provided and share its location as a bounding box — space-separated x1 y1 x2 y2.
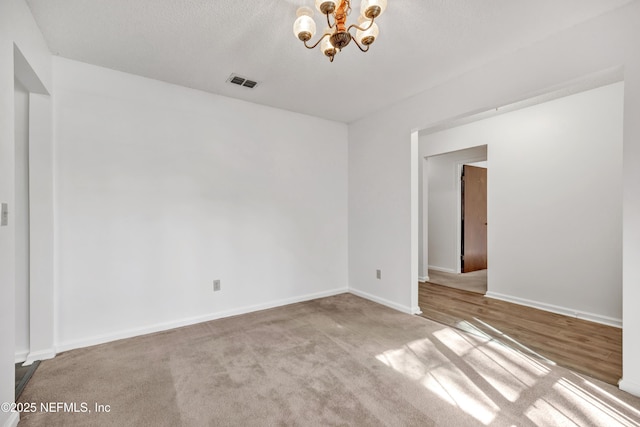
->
1 202 8 226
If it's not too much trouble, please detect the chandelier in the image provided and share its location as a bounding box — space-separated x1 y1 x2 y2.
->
293 0 388 62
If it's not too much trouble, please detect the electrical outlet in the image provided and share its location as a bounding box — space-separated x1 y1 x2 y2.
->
376 269 381 279
213 280 221 292
1 203 8 226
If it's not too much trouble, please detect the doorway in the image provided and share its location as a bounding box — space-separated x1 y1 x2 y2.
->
12 44 55 402
422 146 488 294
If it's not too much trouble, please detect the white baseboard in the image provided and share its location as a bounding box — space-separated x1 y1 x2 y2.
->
23 348 56 366
428 266 457 274
412 306 423 315
348 288 413 314
14 350 28 364
485 291 622 328
418 275 429 282
56 287 349 353
619 378 640 397
3 412 19 427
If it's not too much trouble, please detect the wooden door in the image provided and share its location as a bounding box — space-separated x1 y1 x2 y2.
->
461 165 487 272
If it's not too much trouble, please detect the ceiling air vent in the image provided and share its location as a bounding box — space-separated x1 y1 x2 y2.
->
227 74 258 89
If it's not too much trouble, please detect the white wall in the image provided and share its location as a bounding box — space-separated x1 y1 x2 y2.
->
53 57 348 351
348 1 640 396
423 146 487 275
0 0 51 425
14 78 30 362
421 83 623 324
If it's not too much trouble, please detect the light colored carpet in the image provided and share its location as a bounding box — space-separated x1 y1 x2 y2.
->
18 293 640 426
428 269 487 294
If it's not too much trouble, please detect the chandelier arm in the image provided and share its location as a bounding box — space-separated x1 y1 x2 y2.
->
325 12 336 29
346 16 375 33
351 35 371 53
303 33 331 50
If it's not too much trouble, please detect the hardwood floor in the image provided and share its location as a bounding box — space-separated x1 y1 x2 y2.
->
419 282 622 385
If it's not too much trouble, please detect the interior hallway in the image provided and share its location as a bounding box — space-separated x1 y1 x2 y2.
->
427 269 487 294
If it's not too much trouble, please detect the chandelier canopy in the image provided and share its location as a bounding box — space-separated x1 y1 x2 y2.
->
293 0 388 62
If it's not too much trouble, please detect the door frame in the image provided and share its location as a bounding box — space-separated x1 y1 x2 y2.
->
13 44 55 367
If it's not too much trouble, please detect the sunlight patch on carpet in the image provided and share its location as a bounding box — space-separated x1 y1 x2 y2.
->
554 378 640 427
375 337 500 425
375 342 430 381
525 398 581 426
583 380 640 418
421 373 456 406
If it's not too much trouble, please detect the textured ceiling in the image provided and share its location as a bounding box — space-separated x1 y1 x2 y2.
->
26 0 633 123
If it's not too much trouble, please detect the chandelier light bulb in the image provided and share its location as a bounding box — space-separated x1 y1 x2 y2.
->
315 0 337 14
293 7 317 41
356 17 378 46
320 32 337 59
361 0 387 19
